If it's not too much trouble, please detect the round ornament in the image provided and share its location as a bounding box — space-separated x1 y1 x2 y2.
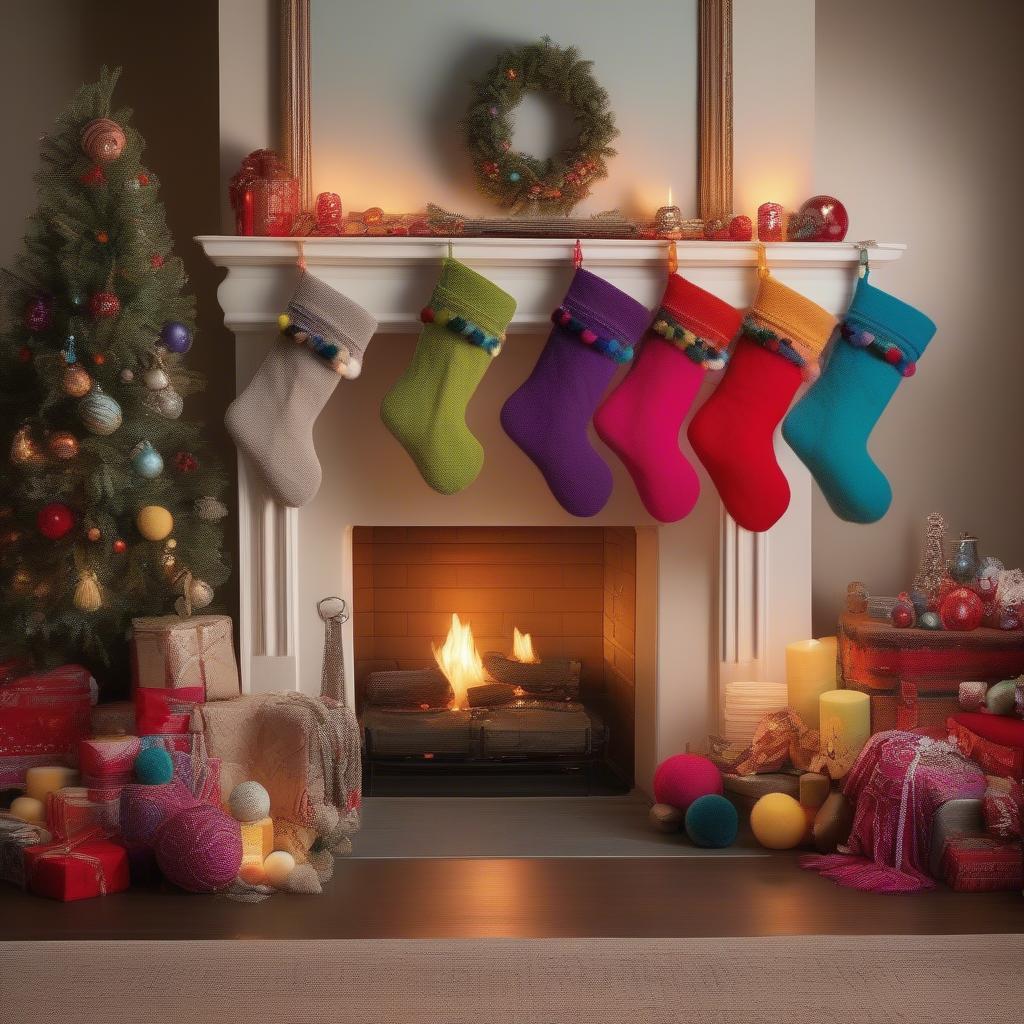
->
89 292 121 320
135 747 174 785
464 38 618 214
890 592 916 629
794 195 849 242
187 578 214 610
37 503 75 540
87 527 101 542
73 570 101 612
112 539 127 554
81 117 126 163
136 505 173 541
155 805 242 893
143 364 169 391
80 165 105 186
79 387 122 435
652 753 722 813
24 296 53 333
684 794 739 849
47 432 80 461
998 606 1021 631
750 792 806 850
227 781 271 823
142 386 183 420
62 363 93 398
120 368 135 383
263 850 296 888
159 321 193 354
173 451 198 474
131 441 164 479
939 587 984 632
918 610 943 631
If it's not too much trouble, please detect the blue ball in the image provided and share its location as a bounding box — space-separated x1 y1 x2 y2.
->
160 320 193 354
508 171 521 183
684 794 738 848
135 746 174 785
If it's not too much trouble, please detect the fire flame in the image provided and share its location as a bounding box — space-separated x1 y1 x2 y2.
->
512 627 539 664
432 613 484 709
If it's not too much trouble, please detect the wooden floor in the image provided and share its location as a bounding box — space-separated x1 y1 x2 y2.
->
4 854 1021 941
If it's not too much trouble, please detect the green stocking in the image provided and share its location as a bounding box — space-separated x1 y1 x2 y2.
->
381 258 516 494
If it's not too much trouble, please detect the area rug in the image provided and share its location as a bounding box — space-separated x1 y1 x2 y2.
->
353 794 766 858
3 935 1020 1023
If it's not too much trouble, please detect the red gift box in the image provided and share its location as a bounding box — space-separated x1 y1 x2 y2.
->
79 735 142 786
0 664 96 786
46 786 122 841
940 833 1023 893
134 685 205 736
947 717 1024 781
24 829 129 901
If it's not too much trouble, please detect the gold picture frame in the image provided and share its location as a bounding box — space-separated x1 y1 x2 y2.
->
280 0 733 221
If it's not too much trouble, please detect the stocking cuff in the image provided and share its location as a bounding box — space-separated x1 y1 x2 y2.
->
651 275 742 370
743 275 836 379
838 276 936 379
429 258 516 339
279 272 378 380
554 268 649 364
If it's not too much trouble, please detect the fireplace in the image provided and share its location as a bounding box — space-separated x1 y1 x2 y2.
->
352 526 636 792
199 235 906 795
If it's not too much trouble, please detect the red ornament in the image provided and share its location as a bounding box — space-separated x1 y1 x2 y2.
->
796 195 849 242
137 172 150 187
173 451 199 474
36 503 75 541
150 254 164 270
80 166 106 186
95 230 109 244
17 346 32 364
89 292 121 319
884 347 901 365
112 539 127 554
86 527 101 542
506 68 518 80
729 215 753 241
939 587 985 632
91 353 106 366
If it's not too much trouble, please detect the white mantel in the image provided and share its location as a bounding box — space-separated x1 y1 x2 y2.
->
198 236 904 789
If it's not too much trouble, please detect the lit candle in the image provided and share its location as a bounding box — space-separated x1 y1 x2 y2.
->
757 202 785 242
25 765 78 803
785 639 836 729
817 689 870 779
240 817 275 865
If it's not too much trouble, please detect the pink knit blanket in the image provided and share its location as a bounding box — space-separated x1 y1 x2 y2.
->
801 729 986 892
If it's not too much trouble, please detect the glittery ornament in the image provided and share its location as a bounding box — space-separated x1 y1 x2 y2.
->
150 254 164 269
62 363 92 398
940 587 984 632
47 432 79 460
194 496 228 522
81 117 125 163
37 503 75 540
89 292 120 319
131 441 163 479
975 556 1004 599
315 192 343 234
362 207 384 225
794 195 849 243
142 385 183 419
11 567 33 596
73 570 102 612
173 450 198 474
95 230 109 244
79 387 122 435
24 296 52 333
159 321 192 354
890 592 916 629
505 67 518 80
91 353 106 366
912 512 947 605
87 527 101 542
845 581 868 615
10 425 45 466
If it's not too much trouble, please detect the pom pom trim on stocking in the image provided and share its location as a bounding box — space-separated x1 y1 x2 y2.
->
651 308 729 371
551 306 634 364
839 319 917 378
278 313 362 379
420 304 506 356
740 316 819 382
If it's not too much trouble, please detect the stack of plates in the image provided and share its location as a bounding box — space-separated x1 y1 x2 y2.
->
722 681 788 748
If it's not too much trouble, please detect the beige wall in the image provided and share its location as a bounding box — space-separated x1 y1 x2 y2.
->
1 0 238 624
812 0 1024 634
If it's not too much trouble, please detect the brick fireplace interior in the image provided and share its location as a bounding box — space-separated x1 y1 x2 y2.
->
352 526 637 792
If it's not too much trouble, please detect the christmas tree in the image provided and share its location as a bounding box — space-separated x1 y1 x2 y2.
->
0 67 229 680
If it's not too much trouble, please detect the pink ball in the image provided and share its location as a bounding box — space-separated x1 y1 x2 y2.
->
653 753 723 812
155 804 242 893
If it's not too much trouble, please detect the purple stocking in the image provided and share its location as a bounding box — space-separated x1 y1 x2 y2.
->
500 269 650 517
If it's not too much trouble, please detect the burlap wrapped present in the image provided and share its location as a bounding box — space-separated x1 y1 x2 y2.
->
131 615 240 701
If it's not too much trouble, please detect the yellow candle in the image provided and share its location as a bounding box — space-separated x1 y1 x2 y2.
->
818 689 870 779
785 639 837 729
240 817 275 865
25 765 78 803
10 796 46 826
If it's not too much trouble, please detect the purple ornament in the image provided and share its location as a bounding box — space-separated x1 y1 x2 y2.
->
160 320 193 354
24 295 53 333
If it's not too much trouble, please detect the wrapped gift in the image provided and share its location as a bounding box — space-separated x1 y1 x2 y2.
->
24 830 129 901
0 664 97 786
869 688 960 733
135 685 205 736
170 749 222 806
79 735 142 786
947 717 1024 781
90 701 135 736
131 614 239 701
0 813 51 887
940 833 1023 892
46 786 121 841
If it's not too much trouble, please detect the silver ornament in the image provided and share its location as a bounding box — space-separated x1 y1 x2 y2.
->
194 496 228 522
143 365 169 391
188 578 214 609
143 386 183 419
120 368 135 383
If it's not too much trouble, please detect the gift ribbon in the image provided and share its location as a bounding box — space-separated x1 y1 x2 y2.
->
27 826 110 895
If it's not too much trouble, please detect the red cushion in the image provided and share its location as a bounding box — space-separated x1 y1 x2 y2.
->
952 712 1024 748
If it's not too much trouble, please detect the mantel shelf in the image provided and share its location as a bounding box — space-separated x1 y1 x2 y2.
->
197 235 905 270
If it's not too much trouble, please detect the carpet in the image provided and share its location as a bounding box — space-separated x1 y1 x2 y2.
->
352 793 766 858
3 935 1021 1023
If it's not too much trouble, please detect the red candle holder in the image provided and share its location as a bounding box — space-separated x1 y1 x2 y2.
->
757 202 785 242
315 192 343 235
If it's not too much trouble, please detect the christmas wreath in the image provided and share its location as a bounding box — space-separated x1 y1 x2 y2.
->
463 38 618 215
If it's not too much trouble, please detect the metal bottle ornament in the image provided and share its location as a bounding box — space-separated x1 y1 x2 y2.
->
949 534 981 585
131 440 164 479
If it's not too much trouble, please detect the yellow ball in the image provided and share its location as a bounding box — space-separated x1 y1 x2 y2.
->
277 313 291 331
11 796 46 826
750 792 807 850
137 505 173 541
263 850 296 888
